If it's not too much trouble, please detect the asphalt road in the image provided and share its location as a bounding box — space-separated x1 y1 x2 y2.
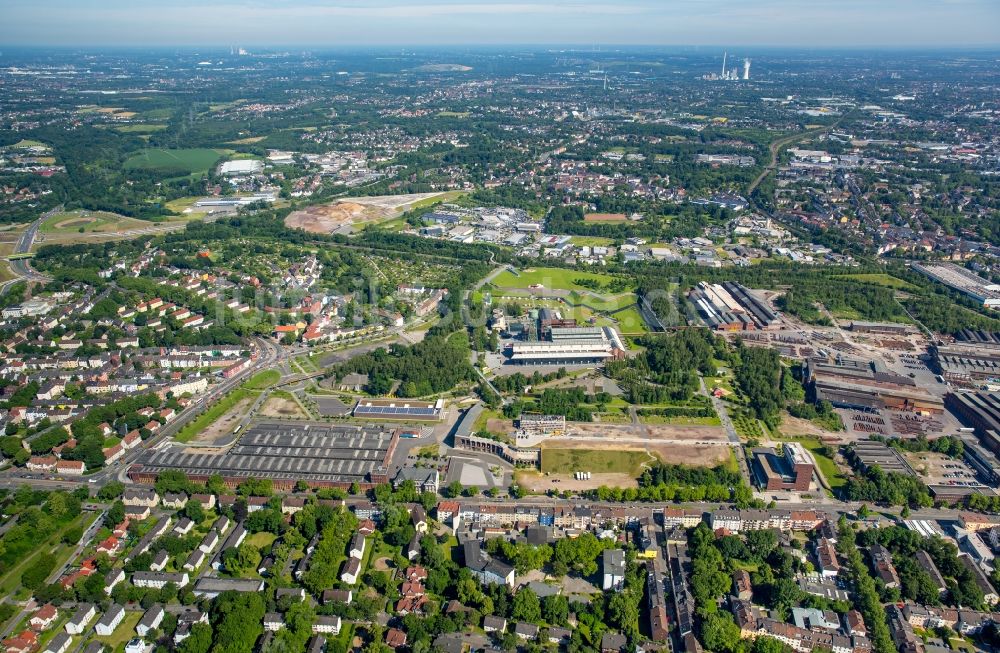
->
1 208 55 295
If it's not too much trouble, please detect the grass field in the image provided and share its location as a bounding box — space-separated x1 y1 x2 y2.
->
408 190 466 211
123 148 231 175
492 267 622 293
245 532 278 551
175 388 259 443
612 306 649 334
638 414 721 426
164 196 204 213
245 370 280 391
835 273 916 290
90 610 142 651
4 139 47 150
112 124 168 133
569 236 616 247
540 448 654 476
40 210 153 235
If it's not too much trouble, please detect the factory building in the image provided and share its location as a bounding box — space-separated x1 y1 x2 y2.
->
805 357 944 414
690 281 778 331
913 263 1000 308
932 340 1000 384
129 422 397 490
946 392 1000 457
352 398 443 421
851 440 916 477
507 326 625 365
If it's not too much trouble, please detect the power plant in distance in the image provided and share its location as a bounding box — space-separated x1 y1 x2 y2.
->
703 51 750 81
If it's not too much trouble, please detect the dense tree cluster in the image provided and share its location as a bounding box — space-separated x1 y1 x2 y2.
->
836 519 896 653
858 525 987 609
503 386 596 422
60 393 162 469
733 343 784 428
843 449 933 507
331 334 475 397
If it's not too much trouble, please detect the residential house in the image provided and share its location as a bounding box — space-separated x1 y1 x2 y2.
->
136 606 164 638
65 604 97 635
94 606 126 636
602 549 626 591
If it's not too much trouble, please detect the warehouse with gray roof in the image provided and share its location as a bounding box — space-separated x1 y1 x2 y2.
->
128 422 399 490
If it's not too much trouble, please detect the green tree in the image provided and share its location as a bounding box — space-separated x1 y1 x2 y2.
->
178 623 214 653
701 613 741 653
541 594 569 626
512 587 541 623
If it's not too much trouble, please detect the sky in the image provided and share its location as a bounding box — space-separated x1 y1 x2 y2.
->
2 0 999 48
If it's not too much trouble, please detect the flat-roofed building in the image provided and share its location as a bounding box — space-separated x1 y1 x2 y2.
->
807 358 943 414
129 422 398 490
353 399 443 422
913 263 1000 308
852 441 916 477
751 443 814 491
192 577 264 599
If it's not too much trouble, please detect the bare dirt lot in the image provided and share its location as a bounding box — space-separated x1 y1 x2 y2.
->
564 421 729 443
516 470 639 492
648 443 733 466
778 415 844 440
189 396 255 445
284 192 448 234
259 394 307 419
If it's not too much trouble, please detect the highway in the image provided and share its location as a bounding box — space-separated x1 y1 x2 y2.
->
1 207 56 295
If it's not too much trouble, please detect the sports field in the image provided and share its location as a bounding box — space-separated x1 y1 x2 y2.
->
124 148 231 174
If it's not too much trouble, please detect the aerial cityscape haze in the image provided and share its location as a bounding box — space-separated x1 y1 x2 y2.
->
0 2 1000 653
3 0 1000 47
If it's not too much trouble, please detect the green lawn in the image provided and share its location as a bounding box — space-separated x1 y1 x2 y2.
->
492 267 622 293
612 306 650 334
112 124 169 134
245 370 280 391
245 532 278 551
40 210 152 235
123 148 232 175
540 448 654 476
174 388 259 443
408 190 466 211
638 414 721 426
90 610 142 652
569 236 616 247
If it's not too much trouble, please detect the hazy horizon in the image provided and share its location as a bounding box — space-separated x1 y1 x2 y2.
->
3 0 999 49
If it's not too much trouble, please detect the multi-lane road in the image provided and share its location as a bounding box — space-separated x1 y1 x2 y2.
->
1 208 55 295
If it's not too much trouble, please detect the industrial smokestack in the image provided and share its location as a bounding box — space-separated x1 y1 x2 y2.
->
743 59 751 80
